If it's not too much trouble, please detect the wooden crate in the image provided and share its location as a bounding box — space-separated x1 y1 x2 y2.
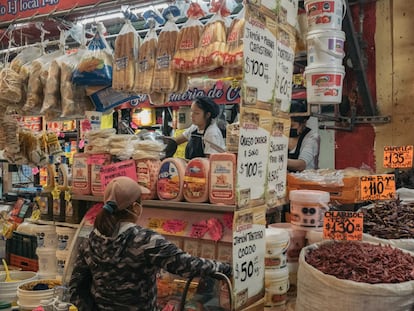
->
287 174 362 204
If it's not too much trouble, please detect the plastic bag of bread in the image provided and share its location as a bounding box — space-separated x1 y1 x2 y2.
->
0 68 22 104
112 19 140 91
10 46 43 74
197 0 231 72
172 2 206 73
152 5 181 93
223 6 245 70
22 50 64 115
133 10 163 94
72 23 113 86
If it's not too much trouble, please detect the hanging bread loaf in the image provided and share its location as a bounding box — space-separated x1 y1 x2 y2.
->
133 28 157 94
152 20 180 93
223 16 245 69
197 15 227 72
172 2 206 73
113 21 140 91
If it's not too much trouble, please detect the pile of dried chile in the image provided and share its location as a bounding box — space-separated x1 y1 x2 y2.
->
362 199 414 239
305 241 414 284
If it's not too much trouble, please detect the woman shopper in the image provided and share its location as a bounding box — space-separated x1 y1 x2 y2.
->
69 176 232 311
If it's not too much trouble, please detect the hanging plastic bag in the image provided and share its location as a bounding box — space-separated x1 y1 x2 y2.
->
172 2 206 73
112 19 140 91
152 5 182 93
133 9 163 94
223 5 245 71
196 0 230 72
72 22 113 86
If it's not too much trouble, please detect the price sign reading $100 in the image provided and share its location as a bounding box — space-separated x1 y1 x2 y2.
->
383 145 413 169
237 126 269 201
243 21 277 102
359 174 396 201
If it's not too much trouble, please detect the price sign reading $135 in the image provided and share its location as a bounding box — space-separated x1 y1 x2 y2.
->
383 145 413 169
323 211 364 241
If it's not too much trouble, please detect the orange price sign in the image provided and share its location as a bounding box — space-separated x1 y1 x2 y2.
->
359 174 396 201
323 211 363 241
383 145 413 168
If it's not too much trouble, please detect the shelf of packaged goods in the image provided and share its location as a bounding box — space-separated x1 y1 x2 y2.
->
71 194 235 213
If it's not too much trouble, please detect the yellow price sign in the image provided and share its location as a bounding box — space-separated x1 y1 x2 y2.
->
359 174 396 201
323 211 364 241
383 145 413 168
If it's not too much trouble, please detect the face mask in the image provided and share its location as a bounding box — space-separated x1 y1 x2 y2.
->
290 128 299 138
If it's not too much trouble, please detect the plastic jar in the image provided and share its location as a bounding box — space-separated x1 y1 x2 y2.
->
56 226 76 251
32 224 57 249
289 190 330 229
265 267 290 307
265 228 290 269
269 223 306 263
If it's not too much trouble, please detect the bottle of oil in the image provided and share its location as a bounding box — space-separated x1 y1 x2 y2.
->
39 155 55 221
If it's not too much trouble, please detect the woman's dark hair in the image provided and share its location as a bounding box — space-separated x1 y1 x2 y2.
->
290 99 309 124
94 205 137 237
194 96 220 127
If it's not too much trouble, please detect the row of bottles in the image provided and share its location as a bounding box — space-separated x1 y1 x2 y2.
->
38 155 70 222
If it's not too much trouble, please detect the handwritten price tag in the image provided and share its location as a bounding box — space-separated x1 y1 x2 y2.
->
243 21 277 102
237 126 269 203
359 174 396 201
383 145 413 169
323 211 363 241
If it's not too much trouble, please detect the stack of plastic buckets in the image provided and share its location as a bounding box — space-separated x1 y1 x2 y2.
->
303 0 346 105
264 227 290 310
33 224 58 279
55 225 76 281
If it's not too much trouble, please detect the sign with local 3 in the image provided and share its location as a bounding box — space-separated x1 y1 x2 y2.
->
233 206 266 309
237 108 272 209
323 211 364 241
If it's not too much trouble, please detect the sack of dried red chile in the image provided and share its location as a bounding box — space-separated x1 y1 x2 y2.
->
296 240 414 311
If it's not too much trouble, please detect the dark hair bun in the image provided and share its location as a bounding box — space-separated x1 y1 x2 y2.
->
290 99 308 114
195 96 220 118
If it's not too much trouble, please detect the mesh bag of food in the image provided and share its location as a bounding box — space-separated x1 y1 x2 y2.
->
223 7 245 70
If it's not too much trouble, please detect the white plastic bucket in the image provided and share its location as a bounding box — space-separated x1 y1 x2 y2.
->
265 267 290 307
307 29 346 65
32 224 57 249
304 0 345 31
55 226 76 251
289 190 330 228
304 65 345 104
265 228 290 269
0 271 37 304
17 279 61 310
269 223 306 263
56 250 69 277
36 248 57 275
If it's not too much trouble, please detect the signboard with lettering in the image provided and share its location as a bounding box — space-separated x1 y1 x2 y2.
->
359 174 396 201
100 159 137 188
0 0 114 23
383 145 413 169
233 206 266 309
243 9 277 111
323 211 364 241
266 116 290 208
236 108 271 209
